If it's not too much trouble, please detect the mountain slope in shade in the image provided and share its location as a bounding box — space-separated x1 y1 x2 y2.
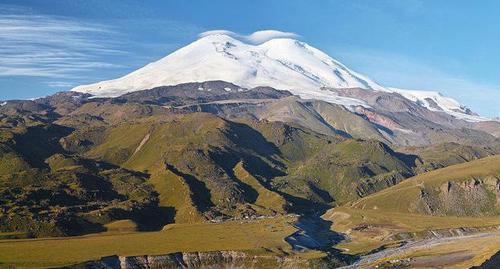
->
71 31 490 122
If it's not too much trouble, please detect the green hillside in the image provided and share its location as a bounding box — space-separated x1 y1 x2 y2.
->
351 155 500 216
2 89 499 241
72 112 418 215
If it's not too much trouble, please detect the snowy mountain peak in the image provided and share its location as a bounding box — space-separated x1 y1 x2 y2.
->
71 31 385 100
71 30 488 122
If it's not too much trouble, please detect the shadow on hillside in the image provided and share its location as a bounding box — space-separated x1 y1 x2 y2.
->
13 124 74 167
131 206 175 231
165 163 214 212
209 149 287 204
285 208 359 267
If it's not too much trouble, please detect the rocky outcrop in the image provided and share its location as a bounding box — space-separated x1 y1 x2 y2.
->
70 251 307 269
415 177 500 216
390 226 500 241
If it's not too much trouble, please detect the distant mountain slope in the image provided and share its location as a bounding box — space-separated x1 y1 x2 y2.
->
474 120 500 137
165 83 498 146
3 81 499 146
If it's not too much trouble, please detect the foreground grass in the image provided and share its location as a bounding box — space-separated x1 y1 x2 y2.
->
0 216 297 269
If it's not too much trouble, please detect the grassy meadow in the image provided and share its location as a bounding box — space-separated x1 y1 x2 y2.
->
0 216 297 268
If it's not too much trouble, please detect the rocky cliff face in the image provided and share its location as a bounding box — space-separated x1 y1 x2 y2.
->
72 251 308 269
416 177 500 216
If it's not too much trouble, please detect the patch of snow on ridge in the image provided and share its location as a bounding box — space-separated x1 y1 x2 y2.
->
388 87 489 122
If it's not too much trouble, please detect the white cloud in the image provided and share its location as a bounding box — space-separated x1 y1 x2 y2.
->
198 30 300 44
0 10 125 80
45 81 74 88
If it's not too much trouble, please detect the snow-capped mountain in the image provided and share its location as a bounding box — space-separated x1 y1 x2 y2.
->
72 33 383 106
72 31 487 122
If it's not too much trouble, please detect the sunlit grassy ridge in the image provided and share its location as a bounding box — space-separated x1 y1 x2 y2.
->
83 113 286 215
149 169 205 223
350 155 500 215
73 112 419 218
233 161 288 215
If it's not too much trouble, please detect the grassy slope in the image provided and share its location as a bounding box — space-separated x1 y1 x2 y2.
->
349 155 500 214
0 119 162 237
403 142 500 174
327 156 500 256
233 161 288 214
0 217 297 269
72 112 419 215
0 144 31 175
148 169 205 223
273 137 413 205
248 120 415 208
85 113 285 215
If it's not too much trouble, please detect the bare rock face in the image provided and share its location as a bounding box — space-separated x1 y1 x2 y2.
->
116 81 293 106
354 106 403 130
75 251 306 269
416 177 500 216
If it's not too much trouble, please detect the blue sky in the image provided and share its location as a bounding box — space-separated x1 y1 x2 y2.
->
1 0 499 117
